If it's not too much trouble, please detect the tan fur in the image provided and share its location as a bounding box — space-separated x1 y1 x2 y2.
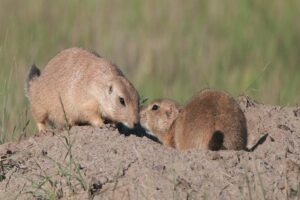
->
140 99 181 147
140 89 247 150
27 47 140 131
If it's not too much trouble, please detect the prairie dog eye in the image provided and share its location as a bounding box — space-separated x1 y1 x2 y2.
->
151 104 159 111
119 97 126 106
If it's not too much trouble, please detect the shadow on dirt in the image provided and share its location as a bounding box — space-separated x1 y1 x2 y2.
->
116 123 161 144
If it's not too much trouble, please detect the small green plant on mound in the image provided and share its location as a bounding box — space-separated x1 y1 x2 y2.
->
23 144 88 200
21 98 88 200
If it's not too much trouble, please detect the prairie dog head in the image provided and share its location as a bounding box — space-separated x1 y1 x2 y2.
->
100 76 140 129
140 99 181 142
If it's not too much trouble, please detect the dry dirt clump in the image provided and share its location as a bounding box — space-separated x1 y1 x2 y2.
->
0 96 300 200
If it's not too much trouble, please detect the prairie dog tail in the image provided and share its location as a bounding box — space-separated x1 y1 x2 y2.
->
25 64 41 95
208 130 224 150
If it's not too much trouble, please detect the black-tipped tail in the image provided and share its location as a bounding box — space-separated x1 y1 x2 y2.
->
208 130 224 151
26 64 41 94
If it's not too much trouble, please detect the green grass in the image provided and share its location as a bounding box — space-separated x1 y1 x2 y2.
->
0 0 300 141
22 101 88 200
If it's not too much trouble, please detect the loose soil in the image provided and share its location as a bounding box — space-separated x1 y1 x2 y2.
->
0 96 300 200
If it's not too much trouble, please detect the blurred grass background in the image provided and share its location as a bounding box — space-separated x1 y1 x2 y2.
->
0 0 300 142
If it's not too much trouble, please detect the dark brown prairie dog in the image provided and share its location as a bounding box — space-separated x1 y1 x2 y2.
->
26 47 140 132
140 89 247 150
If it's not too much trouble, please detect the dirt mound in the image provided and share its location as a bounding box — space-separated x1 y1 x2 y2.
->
0 97 300 200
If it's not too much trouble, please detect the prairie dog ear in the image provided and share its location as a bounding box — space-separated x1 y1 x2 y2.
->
165 106 180 119
177 107 182 113
108 85 113 95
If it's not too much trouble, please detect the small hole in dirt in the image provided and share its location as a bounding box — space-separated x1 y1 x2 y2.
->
287 148 293 154
290 188 298 197
92 181 102 190
112 149 117 154
293 109 300 117
78 164 84 170
6 150 12 155
211 153 222 160
0 174 6 182
278 124 293 132
42 149 47 155
89 180 103 195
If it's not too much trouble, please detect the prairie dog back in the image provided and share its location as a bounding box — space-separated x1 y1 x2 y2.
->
27 47 140 131
140 89 247 150
174 89 247 150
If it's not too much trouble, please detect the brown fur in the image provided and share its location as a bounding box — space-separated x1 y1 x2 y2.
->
140 89 247 150
27 47 140 131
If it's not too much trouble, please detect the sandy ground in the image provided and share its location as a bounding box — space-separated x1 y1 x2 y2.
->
0 96 300 200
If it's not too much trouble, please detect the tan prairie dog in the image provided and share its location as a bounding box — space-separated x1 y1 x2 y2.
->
140 89 247 150
26 47 140 132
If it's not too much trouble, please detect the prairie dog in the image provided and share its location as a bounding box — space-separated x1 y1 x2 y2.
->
140 89 247 150
26 47 140 131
